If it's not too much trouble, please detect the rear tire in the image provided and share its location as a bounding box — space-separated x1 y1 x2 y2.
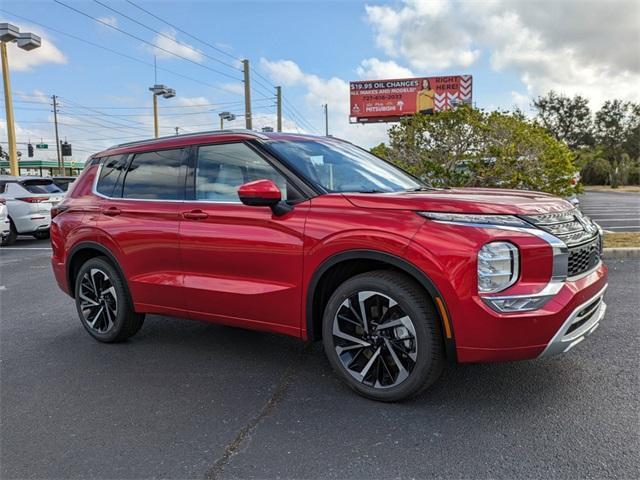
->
322 270 444 402
0 221 17 246
32 230 50 240
74 257 145 343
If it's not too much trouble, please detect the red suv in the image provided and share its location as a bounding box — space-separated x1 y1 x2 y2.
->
51 130 608 401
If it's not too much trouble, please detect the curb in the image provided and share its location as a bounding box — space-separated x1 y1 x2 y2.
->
603 248 640 259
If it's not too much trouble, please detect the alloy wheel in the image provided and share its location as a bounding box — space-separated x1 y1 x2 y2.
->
332 290 418 389
78 268 118 333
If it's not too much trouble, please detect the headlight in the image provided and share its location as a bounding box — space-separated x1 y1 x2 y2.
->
477 242 519 293
418 212 531 228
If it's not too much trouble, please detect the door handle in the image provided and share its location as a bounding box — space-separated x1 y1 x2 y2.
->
182 210 208 220
102 206 121 217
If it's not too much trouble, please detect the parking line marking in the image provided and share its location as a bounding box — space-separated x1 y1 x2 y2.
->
1 247 52 250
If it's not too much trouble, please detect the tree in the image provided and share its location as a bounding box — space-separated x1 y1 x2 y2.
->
533 91 594 150
369 143 389 159
594 100 640 186
383 105 577 196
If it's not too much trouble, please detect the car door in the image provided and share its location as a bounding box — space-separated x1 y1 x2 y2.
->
95 148 188 314
179 141 310 337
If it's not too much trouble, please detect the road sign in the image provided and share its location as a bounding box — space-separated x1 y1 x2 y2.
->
35 143 48 149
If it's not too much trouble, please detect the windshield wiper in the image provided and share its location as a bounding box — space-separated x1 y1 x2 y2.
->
405 186 437 192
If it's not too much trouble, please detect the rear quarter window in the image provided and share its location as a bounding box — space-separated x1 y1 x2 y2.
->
96 155 128 197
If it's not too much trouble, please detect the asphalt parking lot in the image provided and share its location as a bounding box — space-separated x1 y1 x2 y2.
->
579 190 640 232
1 239 639 480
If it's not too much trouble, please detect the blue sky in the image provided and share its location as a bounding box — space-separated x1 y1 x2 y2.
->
1 0 638 160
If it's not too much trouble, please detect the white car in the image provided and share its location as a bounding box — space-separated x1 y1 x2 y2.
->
0 176 65 246
0 197 10 242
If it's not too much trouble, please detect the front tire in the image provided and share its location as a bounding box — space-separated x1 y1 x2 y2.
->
74 257 144 343
322 270 444 402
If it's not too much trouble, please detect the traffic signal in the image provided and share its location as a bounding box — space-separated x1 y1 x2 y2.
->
60 141 72 156
28 143 34 157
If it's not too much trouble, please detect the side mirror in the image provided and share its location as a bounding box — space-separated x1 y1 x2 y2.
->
237 179 292 216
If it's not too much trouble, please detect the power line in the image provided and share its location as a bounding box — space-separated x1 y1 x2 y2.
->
125 0 240 62
92 0 240 72
282 97 317 133
53 0 243 81
0 9 243 97
31 97 275 111
251 68 276 90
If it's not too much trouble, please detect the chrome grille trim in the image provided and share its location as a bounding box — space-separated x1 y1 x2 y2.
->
521 208 601 277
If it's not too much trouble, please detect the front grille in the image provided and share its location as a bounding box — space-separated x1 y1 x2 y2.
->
567 237 601 277
521 208 602 278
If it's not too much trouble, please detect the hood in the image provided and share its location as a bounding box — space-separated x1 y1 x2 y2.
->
343 187 574 215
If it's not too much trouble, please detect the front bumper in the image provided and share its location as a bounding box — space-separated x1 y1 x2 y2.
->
406 220 609 363
538 283 607 357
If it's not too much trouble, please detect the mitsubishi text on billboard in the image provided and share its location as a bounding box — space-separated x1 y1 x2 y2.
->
349 75 472 123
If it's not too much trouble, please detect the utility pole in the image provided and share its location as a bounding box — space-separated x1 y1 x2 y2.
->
323 103 329 136
275 86 282 132
242 59 252 130
1 42 19 176
174 126 179 136
52 95 62 175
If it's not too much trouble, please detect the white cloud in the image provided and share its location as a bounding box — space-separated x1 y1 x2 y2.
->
96 16 118 28
365 0 480 70
356 58 413 79
261 58 389 147
149 29 203 62
4 28 66 72
364 0 640 107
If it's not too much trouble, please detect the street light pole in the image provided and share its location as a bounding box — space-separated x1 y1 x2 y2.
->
0 42 18 176
149 84 175 138
152 94 159 138
218 111 236 130
1 23 41 176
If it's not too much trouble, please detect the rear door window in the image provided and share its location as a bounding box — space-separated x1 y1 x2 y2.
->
19 179 63 194
195 142 294 202
97 155 128 197
121 148 187 200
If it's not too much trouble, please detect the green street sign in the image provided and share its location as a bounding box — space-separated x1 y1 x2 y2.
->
36 143 48 149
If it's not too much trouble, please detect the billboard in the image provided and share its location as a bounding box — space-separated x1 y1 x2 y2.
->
349 75 472 123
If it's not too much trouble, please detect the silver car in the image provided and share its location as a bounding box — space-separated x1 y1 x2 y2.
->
0 176 65 246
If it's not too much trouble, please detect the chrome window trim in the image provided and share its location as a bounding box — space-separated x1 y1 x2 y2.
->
92 159 245 205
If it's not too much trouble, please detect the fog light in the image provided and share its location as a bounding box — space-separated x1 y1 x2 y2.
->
478 242 519 293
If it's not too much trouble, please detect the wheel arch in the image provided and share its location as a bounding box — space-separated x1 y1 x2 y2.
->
66 242 128 300
305 249 457 361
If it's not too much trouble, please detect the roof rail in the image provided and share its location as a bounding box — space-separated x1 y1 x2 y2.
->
110 129 269 150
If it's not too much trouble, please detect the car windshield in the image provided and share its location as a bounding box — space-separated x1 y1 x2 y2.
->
20 179 64 194
267 139 426 193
